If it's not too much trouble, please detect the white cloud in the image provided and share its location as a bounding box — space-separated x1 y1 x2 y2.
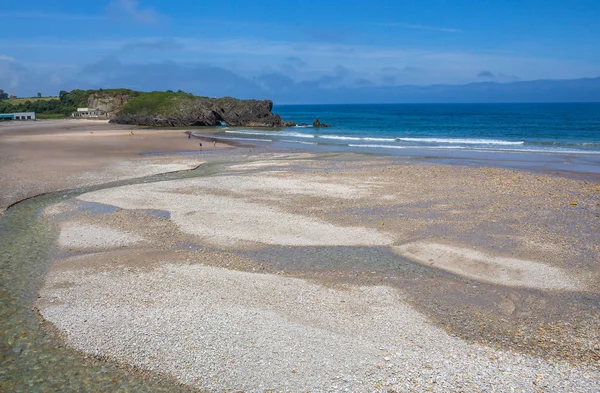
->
0 56 22 89
3 11 105 20
374 22 462 33
49 74 63 86
3 34 600 97
107 0 161 24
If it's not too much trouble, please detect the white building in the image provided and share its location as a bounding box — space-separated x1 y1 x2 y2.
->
14 112 36 120
0 112 36 120
72 108 103 118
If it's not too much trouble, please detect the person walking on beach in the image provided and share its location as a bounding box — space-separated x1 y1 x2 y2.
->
188 133 191 139
199 142 203 149
213 140 216 147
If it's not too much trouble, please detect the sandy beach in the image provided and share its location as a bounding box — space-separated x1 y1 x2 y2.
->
1 119 599 392
0 119 228 215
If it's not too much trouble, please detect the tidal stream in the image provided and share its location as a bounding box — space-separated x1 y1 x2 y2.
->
0 164 224 392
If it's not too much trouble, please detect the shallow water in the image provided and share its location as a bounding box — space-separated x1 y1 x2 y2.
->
241 245 420 274
0 163 226 392
78 200 121 215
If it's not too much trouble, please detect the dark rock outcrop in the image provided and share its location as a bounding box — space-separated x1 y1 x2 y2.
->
312 118 331 128
110 96 295 128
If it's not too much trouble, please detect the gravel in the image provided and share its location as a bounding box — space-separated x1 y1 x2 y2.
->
38 262 600 392
58 222 144 250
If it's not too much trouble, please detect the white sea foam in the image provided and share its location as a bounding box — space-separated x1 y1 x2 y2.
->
283 132 315 138
215 136 272 142
216 129 598 155
319 135 362 141
349 144 405 149
348 143 600 155
465 147 600 155
225 130 314 138
281 140 318 145
233 132 523 146
423 145 600 154
396 137 524 145
363 137 397 142
319 135 397 142
225 130 276 136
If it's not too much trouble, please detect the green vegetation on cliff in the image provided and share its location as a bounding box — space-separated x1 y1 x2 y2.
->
0 96 68 116
0 88 289 127
59 88 140 108
0 88 189 117
111 91 289 127
119 91 195 116
0 88 140 116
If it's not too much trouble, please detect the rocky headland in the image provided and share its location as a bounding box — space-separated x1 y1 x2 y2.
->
104 91 295 128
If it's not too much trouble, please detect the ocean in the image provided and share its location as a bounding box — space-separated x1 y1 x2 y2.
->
203 103 600 175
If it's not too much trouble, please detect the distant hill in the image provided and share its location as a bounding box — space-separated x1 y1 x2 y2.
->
374 76 600 103
278 76 600 104
3 77 599 117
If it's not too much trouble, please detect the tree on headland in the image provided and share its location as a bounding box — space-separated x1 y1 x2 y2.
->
0 89 85 115
0 89 8 100
59 90 69 102
37 92 42 98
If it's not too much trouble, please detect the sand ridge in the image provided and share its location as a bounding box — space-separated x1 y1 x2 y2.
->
177 173 375 199
75 178 394 247
394 241 585 291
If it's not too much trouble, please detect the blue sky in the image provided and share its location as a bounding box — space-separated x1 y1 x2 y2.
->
2 0 600 103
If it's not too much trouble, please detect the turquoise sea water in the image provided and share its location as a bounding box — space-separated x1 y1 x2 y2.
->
202 103 600 175
273 103 600 154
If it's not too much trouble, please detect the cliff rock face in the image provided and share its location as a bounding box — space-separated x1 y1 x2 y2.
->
208 98 293 127
88 93 132 117
110 96 295 128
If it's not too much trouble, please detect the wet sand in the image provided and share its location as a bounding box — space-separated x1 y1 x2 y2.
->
1 120 599 391
0 119 228 214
